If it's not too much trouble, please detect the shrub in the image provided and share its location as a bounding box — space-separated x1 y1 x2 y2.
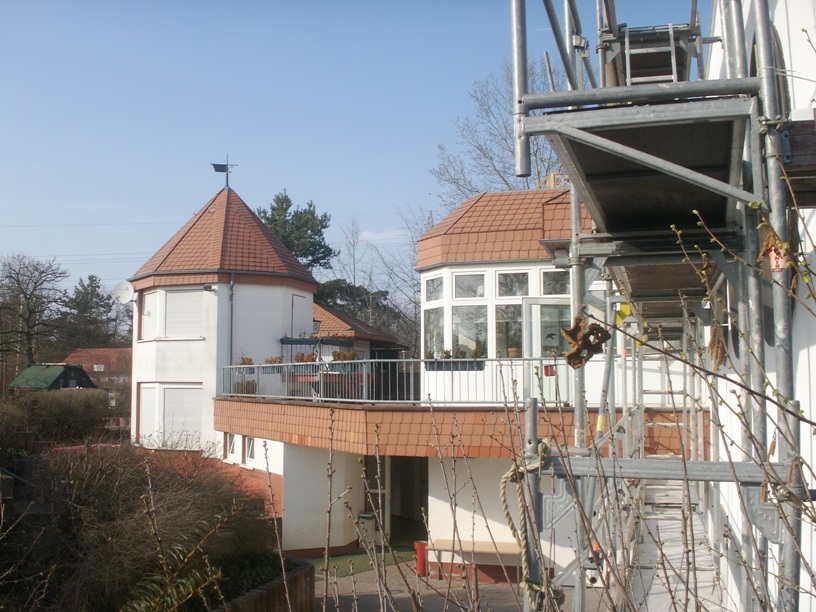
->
13 389 112 442
232 380 257 394
0 444 277 611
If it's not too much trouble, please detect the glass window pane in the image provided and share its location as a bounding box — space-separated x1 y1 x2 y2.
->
498 273 528 297
425 277 443 302
454 274 484 298
423 307 444 359
540 304 571 355
542 271 570 295
496 304 522 358
452 305 487 358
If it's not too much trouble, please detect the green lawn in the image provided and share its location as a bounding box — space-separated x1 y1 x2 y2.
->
307 546 416 580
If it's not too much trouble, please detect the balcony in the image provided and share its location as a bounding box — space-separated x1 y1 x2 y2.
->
222 357 572 407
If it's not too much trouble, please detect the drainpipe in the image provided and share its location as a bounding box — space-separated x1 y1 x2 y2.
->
753 0 800 608
229 273 235 365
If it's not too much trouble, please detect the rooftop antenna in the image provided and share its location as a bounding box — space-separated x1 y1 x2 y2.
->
211 155 237 188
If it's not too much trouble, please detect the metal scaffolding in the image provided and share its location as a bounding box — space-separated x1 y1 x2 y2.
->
512 0 804 609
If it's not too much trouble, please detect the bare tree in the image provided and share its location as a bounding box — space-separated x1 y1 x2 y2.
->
0 254 68 369
372 206 441 357
431 60 564 211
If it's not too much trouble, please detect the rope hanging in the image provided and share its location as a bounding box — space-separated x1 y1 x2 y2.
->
499 441 565 610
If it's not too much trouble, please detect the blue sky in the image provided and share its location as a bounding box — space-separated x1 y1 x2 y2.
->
0 1 701 291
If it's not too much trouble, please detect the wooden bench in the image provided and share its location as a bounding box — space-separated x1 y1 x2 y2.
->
425 538 523 582
427 538 521 558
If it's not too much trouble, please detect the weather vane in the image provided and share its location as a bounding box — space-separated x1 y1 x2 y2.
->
211 155 237 188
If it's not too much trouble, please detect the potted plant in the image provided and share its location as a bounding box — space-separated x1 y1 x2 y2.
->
425 347 485 371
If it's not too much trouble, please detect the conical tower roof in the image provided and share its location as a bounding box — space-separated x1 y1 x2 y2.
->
130 187 316 288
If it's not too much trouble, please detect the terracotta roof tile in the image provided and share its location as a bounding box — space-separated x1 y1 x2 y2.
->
417 190 592 270
131 188 316 287
63 348 132 373
313 303 398 344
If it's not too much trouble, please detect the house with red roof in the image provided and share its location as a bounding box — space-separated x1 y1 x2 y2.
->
130 186 410 558
63 347 132 410
129 186 318 451
132 185 696 569
204 188 692 575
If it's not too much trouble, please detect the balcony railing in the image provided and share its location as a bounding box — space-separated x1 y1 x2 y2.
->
222 358 571 407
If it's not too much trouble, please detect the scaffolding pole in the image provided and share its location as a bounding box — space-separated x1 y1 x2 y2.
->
753 0 801 609
524 398 541 612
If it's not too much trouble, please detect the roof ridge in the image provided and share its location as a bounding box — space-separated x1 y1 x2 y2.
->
217 187 233 269
158 189 225 273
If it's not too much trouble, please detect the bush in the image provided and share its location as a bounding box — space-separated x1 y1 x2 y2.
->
232 380 257 394
0 400 28 463
12 389 113 442
0 444 278 611
215 551 295 602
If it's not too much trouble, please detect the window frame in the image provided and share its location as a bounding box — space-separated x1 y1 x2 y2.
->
497 271 529 298
453 273 485 299
541 269 570 296
423 306 445 359
451 304 488 358
424 276 444 303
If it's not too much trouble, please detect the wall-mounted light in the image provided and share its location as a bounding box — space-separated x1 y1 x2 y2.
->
203 284 215 292
312 320 321 335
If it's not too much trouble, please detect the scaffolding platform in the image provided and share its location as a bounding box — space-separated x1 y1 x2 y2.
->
630 481 729 610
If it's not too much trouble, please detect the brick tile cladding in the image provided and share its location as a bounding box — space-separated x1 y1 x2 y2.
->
214 399 706 458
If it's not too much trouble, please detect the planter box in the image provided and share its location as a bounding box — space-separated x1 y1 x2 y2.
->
232 380 257 395
213 556 315 612
425 360 486 372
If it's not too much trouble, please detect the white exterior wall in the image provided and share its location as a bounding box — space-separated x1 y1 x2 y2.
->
706 4 816 608
427 457 578 572
222 434 284 474
791 209 816 610
281 444 365 551
231 284 312 364
131 286 222 449
131 281 313 450
708 0 816 117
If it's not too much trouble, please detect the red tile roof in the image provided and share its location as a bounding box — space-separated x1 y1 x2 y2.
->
313 303 398 344
63 348 132 374
416 190 588 270
130 188 316 289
